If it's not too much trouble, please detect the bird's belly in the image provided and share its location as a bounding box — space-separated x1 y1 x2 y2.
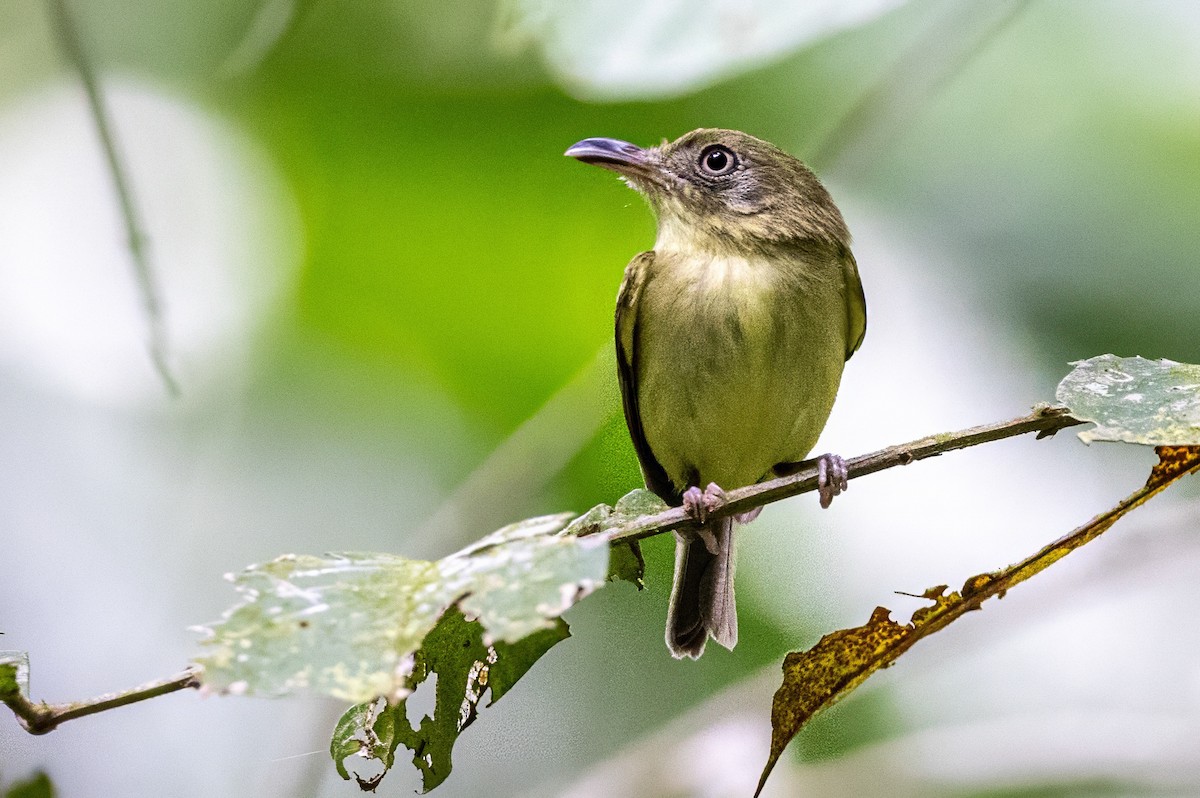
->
637 257 845 492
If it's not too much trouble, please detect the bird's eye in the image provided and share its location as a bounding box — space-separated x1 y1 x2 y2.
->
698 145 738 176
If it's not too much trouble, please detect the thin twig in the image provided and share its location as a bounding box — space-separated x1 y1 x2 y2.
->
1 664 201 735
753 444 1200 796
810 0 1031 173
47 0 180 396
609 404 1082 543
0 406 1083 735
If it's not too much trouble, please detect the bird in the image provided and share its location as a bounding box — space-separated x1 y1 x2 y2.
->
565 129 866 659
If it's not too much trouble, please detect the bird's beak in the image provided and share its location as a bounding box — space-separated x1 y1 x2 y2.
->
565 137 659 184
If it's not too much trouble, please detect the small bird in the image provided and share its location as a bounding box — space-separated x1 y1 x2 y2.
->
566 129 866 658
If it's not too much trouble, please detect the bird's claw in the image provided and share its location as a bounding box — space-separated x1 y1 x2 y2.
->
680 483 729 554
734 506 762 525
682 482 727 524
817 453 849 509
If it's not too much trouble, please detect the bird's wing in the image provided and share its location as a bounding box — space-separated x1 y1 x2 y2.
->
615 251 679 504
841 245 868 360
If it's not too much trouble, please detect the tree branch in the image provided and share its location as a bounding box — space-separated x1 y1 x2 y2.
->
609 404 1083 543
47 0 179 396
0 405 1082 735
0 662 200 735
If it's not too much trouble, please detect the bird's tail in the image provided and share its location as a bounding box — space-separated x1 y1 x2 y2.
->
666 517 737 659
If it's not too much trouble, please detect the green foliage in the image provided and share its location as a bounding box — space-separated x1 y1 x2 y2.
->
566 488 665 586
332 608 569 792
499 0 908 100
2 772 55 798
194 513 608 701
194 492 658 790
0 653 29 701
756 359 1200 797
1057 354 1200 445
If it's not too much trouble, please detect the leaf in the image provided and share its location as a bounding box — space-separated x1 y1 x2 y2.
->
330 698 392 782
3 772 55 798
331 608 568 792
1056 354 1200 445
0 652 30 701
754 606 914 797
194 513 607 702
565 489 662 588
496 0 908 100
756 443 1200 797
612 487 670 518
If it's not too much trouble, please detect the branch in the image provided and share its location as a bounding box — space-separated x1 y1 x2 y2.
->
753 443 1200 796
47 0 179 396
0 662 200 735
810 0 1031 173
0 405 1081 736
609 404 1083 543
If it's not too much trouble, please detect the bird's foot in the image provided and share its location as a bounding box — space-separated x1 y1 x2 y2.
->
817 453 849 509
681 482 728 554
734 506 762 524
682 482 727 523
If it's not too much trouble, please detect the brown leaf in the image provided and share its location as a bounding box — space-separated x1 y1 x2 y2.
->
1146 445 1200 489
756 443 1200 797
754 606 912 797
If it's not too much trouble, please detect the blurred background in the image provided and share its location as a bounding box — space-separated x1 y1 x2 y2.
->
2 0 1200 795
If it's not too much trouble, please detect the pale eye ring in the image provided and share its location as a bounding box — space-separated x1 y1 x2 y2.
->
698 144 738 176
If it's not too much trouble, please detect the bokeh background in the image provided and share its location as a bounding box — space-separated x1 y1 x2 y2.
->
3 1 1200 795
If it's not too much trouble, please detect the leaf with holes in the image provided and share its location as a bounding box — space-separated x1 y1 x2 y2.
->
194 513 608 702
332 608 569 792
1056 355 1200 445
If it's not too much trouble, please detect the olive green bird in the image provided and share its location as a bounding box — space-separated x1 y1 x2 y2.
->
566 129 866 659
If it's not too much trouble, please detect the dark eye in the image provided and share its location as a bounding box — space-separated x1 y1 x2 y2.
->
698 145 738 176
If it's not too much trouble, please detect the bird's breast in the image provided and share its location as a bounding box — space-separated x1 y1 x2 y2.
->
636 249 846 492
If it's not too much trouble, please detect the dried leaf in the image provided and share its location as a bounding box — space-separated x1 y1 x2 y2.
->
755 606 910 796
756 444 1200 797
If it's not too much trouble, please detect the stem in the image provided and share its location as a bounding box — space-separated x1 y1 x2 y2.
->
609 404 1082 543
0 405 1083 735
811 0 1031 173
47 0 180 396
1 665 201 735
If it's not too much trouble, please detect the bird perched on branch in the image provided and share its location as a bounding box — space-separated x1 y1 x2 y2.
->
566 129 866 658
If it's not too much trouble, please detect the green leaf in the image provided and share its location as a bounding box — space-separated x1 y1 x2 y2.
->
195 512 607 701
0 652 29 701
564 489 661 588
1056 354 1200 445
3 773 55 798
330 698 393 782
612 487 669 517
331 608 568 792
497 0 908 100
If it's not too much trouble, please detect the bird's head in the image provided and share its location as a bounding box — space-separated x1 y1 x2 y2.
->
566 128 848 255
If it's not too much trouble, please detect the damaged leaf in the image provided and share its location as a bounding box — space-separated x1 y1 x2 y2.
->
756 444 1200 797
194 513 607 702
333 608 568 792
755 606 910 795
1056 355 1200 445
